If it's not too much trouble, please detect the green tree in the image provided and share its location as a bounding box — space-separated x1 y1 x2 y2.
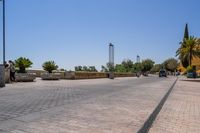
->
121 59 134 72
82 66 88 71
176 24 189 68
150 64 162 73
115 64 126 73
107 62 115 72
89 66 98 72
132 62 142 73
101 65 108 72
163 58 178 72
141 59 155 72
42 61 58 73
15 57 33 73
75 66 82 71
186 66 193 73
184 23 189 39
177 36 200 66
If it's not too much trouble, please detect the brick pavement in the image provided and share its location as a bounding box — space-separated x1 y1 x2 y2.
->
0 77 176 133
149 77 200 133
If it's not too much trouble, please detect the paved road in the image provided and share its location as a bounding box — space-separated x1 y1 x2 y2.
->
149 77 200 133
0 76 176 133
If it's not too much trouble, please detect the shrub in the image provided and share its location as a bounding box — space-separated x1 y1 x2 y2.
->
186 66 193 73
42 61 58 73
15 57 33 73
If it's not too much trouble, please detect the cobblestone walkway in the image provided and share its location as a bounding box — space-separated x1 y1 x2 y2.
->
0 77 176 133
149 78 200 133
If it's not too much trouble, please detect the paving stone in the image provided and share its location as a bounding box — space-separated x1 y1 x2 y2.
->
0 77 176 132
149 77 200 133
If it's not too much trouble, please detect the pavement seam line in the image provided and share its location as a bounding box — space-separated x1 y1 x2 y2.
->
137 77 178 133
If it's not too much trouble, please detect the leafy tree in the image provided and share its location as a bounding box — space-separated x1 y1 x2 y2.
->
82 66 88 71
177 36 200 66
163 58 178 72
176 24 189 68
184 23 189 39
15 57 33 73
107 62 115 72
75 65 97 72
59 68 66 71
101 65 108 72
186 66 193 73
150 64 162 73
89 66 98 72
42 61 58 73
132 62 143 73
121 59 134 72
75 66 82 71
115 64 126 73
141 59 155 72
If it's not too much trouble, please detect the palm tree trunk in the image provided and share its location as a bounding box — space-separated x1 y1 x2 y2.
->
189 49 192 66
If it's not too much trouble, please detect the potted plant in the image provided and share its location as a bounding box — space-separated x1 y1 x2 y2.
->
41 61 60 80
15 57 36 82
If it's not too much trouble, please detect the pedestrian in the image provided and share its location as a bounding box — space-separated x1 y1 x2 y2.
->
4 61 9 68
9 60 16 82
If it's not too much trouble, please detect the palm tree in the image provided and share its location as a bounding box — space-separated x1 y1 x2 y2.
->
176 36 200 67
176 41 189 68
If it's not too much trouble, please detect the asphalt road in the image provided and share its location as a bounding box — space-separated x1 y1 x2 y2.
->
0 76 176 133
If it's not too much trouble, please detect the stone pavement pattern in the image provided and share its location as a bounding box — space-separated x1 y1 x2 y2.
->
149 78 200 133
0 77 176 133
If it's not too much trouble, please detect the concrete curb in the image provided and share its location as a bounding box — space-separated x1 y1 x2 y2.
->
138 77 178 133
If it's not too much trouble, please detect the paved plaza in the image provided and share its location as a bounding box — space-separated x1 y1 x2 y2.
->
0 77 176 133
149 77 200 133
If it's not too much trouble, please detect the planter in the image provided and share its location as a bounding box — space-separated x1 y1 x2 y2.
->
187 72 196 78
41 73 61 80
15 73 36 82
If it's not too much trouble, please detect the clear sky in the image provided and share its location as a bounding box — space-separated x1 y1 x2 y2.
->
1 0 200 70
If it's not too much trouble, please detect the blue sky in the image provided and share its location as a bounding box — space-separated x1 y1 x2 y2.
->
1 0 200 70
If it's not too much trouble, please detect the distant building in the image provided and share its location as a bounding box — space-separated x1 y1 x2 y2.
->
136 55 140 63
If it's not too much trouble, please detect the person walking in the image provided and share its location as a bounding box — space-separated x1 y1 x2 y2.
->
9 60 16 82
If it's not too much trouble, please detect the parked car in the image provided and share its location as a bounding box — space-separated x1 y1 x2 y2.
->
159 69 167 77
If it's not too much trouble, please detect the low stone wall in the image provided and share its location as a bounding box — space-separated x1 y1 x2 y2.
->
27 70 46 77
41 73 61 80
64 72 135 79
73 72 108 79
27 70 136 80
114 73 136 77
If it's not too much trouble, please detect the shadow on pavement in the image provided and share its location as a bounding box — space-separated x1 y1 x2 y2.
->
180 79 200 82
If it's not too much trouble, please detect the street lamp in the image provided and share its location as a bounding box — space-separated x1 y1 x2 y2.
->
0 0 5 87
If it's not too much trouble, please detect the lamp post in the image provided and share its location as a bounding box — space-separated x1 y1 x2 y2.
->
0 0 5 87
